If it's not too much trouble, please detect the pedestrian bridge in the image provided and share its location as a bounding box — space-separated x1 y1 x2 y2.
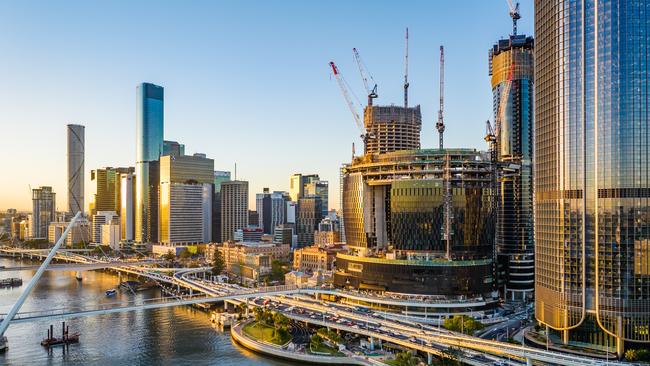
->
0 260 164 272
0 285 317 324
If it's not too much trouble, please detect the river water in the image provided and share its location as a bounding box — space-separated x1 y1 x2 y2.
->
0 257 294 366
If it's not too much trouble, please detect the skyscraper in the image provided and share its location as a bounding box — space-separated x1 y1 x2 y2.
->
120 172 135 241
289 173 320 202
158 154 214 244
220 180 248 242
212 170 231 242
305 180 329 217
135 82 164 243
489 33 534 303
535 0 650 355
90 167 134 216
31 186 56 239
256 188 290 234
67 124 84 215
296 196 323 248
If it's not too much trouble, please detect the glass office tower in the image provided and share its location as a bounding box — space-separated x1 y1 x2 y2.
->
535 0 650 355
135 82 164 243
489 34 535 303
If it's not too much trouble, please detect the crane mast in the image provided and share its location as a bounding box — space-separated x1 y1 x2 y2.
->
436 45 445 149
506 0 521 35
404 27 409 109
329 61 367 144
353 48 378 106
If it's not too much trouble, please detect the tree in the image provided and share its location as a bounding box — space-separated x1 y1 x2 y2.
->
310 334 323 348
443 315 484 335
393 351 420 366
270 260 287 281
211 247 225 276
253 307 264 323
626 348 650 362
163 250 176 265
179 249 191 260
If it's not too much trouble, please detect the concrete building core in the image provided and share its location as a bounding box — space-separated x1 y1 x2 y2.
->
363 105 422 154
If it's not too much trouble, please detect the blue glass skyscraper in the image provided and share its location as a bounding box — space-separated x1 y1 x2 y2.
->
535 0 650 356
135 82 164 243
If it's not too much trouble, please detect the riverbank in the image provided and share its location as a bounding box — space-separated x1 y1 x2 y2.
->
231 320 376 365
0 257 293 366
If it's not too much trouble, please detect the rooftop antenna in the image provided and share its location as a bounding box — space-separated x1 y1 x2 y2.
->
404 27 409 109
234 163 237 181
436 45 445 149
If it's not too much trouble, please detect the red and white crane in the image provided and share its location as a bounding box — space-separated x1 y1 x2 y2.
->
329 61 369 142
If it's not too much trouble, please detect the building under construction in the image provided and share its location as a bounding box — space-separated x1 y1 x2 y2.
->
488 26 534 304
332 32 498 318
363 105 422 154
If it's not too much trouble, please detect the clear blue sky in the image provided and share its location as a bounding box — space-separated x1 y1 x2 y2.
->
0 0 533 211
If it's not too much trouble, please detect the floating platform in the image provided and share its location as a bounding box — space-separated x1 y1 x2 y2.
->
0 278 22 287
41 322 80 348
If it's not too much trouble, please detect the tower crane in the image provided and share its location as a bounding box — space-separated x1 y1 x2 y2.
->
404 27 409 109
485 119 497 162
506 0 521 35
436 45 445 150
329 61 372 144
352 48 378 106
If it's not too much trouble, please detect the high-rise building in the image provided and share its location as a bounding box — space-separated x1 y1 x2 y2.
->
289 173 319 201
135 82 164 243
363 105 421 154
535 0 650 354
162 140 185 158
296 196 323 248
30 186 56 239
212 170 231 242
489 33 535 303
220 181 248 242
158 154 214 244
67 124 84 215
305 180 329 217
90 167 134 216
256 188 271 233
256 188 290 234
248 210 259 227
120 172 135 241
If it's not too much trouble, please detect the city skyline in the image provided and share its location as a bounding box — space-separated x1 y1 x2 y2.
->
0 0 534 212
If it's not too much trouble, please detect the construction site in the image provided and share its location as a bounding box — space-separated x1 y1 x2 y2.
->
329 27 501 319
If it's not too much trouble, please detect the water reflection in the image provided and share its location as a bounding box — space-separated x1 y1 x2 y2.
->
0 258 294 366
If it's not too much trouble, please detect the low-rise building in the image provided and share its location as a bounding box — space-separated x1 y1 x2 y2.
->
293 244 347 272
313 230 341 247
47 219 91 247
285 270 310 287
217 241 290 282
234 226 263 242
101 223 121 250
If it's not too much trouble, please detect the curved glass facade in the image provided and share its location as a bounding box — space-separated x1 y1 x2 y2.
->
535 0 650 351
336 149 496 298
489 35 535 302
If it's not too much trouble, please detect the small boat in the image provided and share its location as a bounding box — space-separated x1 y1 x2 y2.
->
105 289 117 297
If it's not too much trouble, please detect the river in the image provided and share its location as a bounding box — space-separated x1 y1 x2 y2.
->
0 257 295 366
